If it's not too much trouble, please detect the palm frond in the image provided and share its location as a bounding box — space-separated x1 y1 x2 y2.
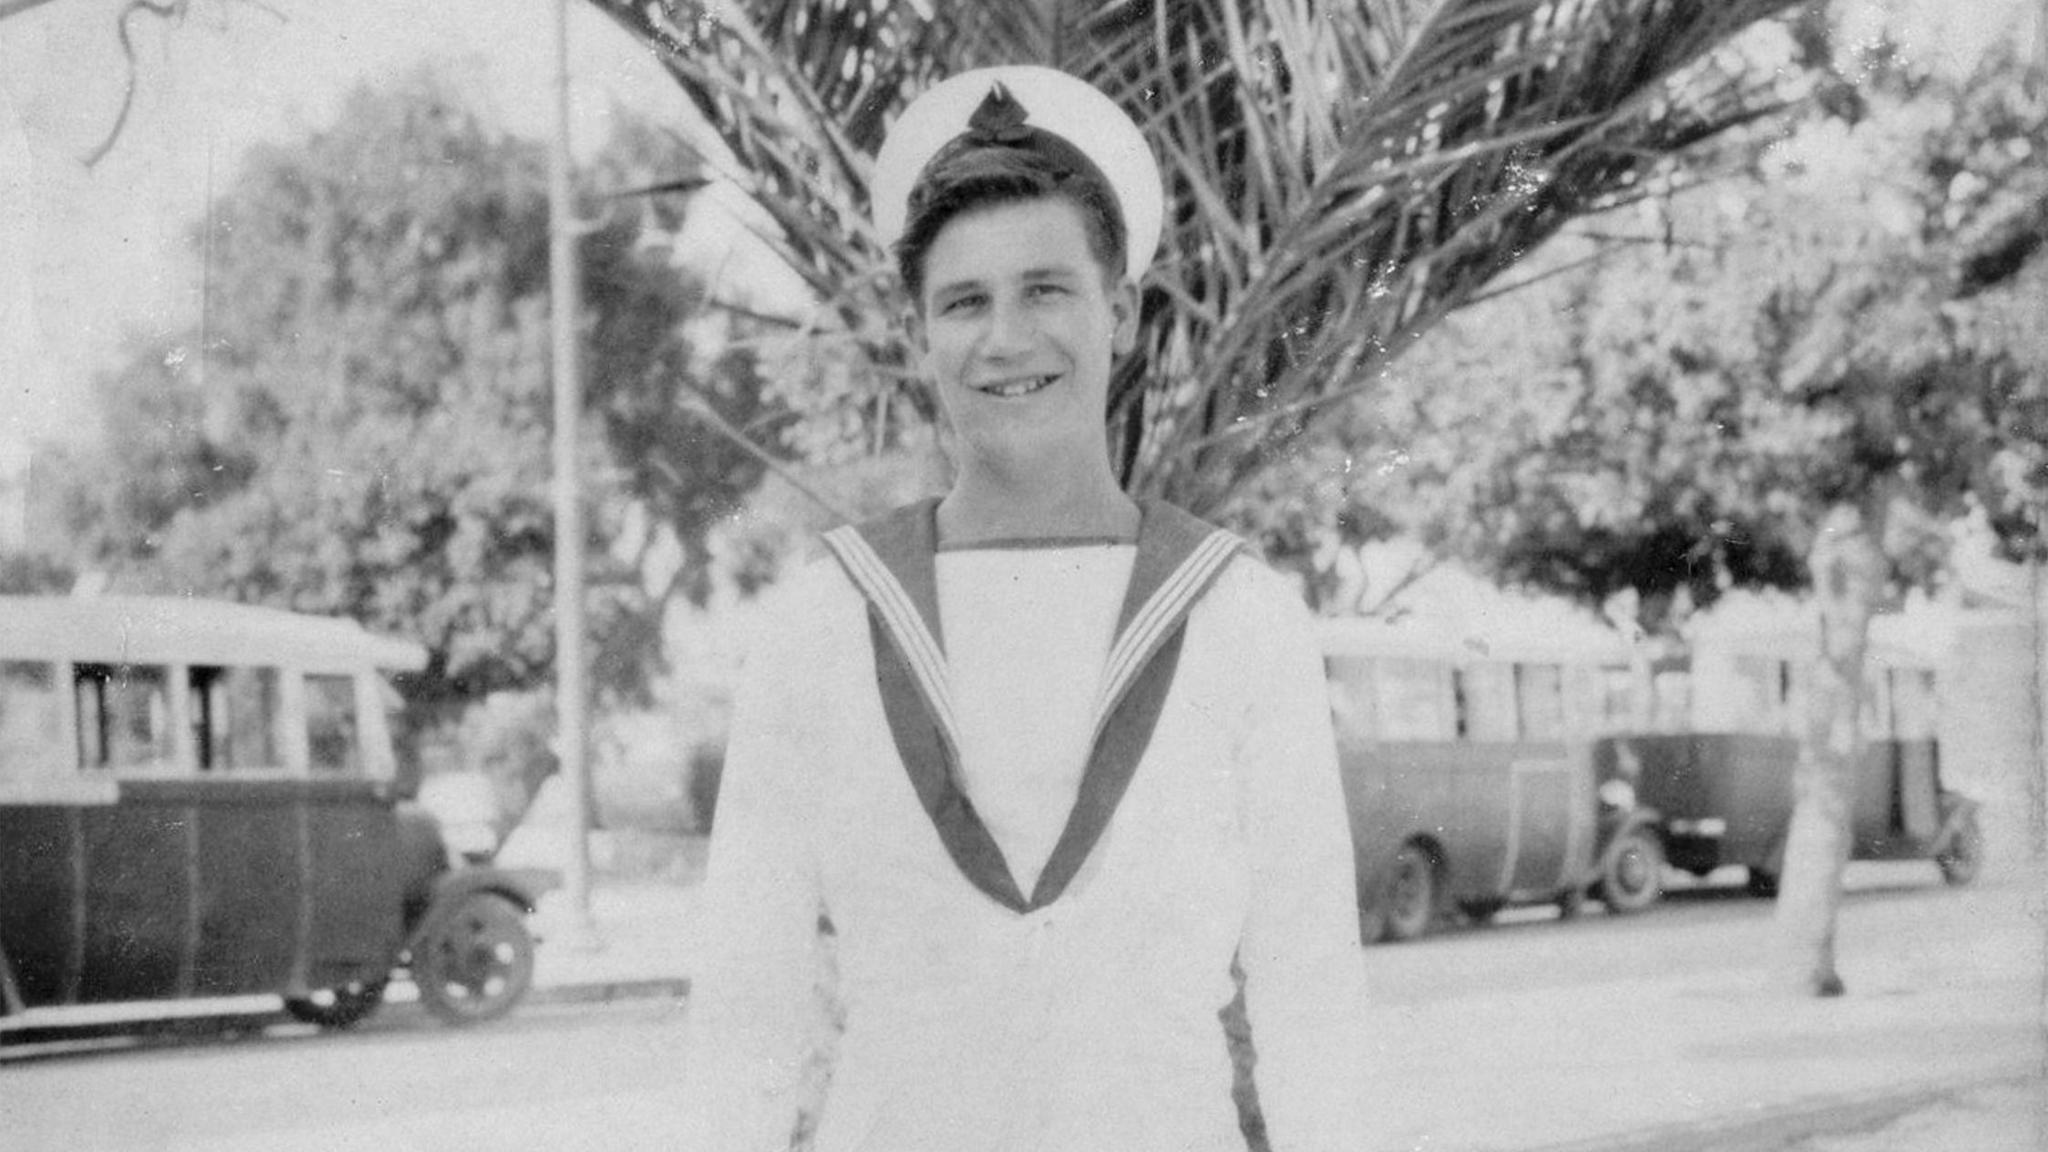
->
585 0 1815 518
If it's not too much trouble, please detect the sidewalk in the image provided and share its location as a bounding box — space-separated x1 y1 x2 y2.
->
1361 902 2044 1152
525 861 2047 1152
525 879 699 1007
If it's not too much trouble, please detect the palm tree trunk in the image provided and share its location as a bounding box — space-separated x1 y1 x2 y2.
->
1772 500 1886 997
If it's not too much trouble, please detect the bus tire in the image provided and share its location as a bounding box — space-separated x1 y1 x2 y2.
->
1597 826 1665 914
1459 898 1505 925
1357 905 1386 946
1744 866 1779 899
1557 888 1585 920
284 978 388 1030
1937 811 1984 887
1381 845 1437 942
414 892 536 1025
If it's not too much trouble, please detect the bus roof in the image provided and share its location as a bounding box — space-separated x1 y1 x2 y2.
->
0 595 429 674
1318 614 1630 666
1685 597 1951 668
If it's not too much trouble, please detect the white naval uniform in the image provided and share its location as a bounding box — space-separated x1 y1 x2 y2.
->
678 502 1372 1152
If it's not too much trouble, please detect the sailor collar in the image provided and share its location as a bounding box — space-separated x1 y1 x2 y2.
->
822 498 1241 913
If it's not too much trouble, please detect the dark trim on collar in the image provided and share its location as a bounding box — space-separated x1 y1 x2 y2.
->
824 499 1242 914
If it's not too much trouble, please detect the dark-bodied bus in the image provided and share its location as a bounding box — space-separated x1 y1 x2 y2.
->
1 594 551 1034
1320 616 1658 942
1594 613 1983 897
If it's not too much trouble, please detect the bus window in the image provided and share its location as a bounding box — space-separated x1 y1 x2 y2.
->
1650 668 1692 731
1859 666 1893 737
1324 655 1381 739
1722 655 1798 735
1 660 63 776
1889 668 1939 740
305 673 361 774
191 665 282 771
1377 658 1454 741
75 663 175 770
1515 663 1566 741
1577 664 1632 735
1457 663 1518 742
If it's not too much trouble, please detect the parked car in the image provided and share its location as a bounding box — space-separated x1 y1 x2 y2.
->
0 595 557 1032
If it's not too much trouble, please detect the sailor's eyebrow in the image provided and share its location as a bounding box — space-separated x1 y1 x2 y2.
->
930 263 1085 296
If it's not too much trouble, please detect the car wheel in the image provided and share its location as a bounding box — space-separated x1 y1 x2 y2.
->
414 893 536 1025
1599 826 1665 914
283 978 388 1029
1937 812 1985 887
1381 845 1437 942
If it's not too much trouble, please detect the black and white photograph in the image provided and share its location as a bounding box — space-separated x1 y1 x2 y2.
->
2 2 2044 1150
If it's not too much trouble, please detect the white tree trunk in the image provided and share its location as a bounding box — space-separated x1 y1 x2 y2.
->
1772 501 1886 996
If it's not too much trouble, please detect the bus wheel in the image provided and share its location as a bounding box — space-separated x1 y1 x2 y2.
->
1382 845 1437 942
1557 888 1585 920
1937 812 1985 887
284 978 388 1030
1459 898 1505 925
1357 905 1386 946
1598 827 1665 914
414 893 536 1025
1744 866 1779 899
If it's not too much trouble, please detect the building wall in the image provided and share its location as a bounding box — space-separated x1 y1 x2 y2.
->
1940 611 2047 872
0 442 27 552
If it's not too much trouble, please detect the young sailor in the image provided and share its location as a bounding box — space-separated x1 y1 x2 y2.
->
680 65 1372 1152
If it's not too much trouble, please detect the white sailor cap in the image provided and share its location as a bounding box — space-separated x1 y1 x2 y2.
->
872 65 1165 282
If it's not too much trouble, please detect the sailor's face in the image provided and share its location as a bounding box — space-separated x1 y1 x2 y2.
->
913 197 1136 472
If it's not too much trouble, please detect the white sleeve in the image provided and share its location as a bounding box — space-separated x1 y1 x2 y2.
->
1227 568 1376 1152
675 580 835 1152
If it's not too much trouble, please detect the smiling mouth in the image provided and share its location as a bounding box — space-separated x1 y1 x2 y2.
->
976 374 1059 399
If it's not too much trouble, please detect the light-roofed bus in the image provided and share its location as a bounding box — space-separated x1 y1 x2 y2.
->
1595 612 1984 897
1320 615 1658 942
0 594 555 1034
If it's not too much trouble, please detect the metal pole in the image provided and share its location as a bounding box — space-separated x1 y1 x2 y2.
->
549 0 599 949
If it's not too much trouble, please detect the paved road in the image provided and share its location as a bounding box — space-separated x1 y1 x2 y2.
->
1766 1080 2044 1152
1360 863 2045 1152
1365 860 2001 1003
2 996 696 1151
2 862 2036 1152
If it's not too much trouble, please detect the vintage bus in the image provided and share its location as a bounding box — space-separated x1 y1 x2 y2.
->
1593 613 1984 897
1320 616 1660 942
0 594 552 1033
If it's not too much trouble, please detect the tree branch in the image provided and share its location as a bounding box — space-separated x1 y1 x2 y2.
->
81 0 190 169
675 386 857 524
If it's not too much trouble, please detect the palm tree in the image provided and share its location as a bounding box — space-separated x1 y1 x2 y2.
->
585 0 1812 521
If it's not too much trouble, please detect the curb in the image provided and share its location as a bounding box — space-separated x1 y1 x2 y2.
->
1525 1065 2043 1152
524 976 691 1008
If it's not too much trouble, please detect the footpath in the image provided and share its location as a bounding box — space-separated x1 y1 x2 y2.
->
525 852 2046 1152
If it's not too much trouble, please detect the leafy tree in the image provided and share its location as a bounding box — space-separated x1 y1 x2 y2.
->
38 341 257 572
0 552 74 595
581 0 1816 527
1351 28 2047 995
43 72 770 721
